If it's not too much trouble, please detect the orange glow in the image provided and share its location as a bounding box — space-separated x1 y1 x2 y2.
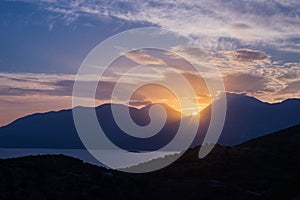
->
130 83 210 117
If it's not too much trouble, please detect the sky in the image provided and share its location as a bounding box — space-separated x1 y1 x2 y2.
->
0 0 299 126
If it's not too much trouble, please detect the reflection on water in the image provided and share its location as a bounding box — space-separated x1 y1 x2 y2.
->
0 149 178 169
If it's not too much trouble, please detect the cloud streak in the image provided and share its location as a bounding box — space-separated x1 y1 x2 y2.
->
17 0 299 50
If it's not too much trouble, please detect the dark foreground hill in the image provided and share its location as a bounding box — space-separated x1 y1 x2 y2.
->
0 125 299 200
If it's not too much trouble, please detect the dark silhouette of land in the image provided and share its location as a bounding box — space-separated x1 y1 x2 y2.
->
0 93 299 150
0 125 299 200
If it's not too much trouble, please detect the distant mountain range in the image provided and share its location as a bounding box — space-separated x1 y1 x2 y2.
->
195 93 300 146
0 93 299 149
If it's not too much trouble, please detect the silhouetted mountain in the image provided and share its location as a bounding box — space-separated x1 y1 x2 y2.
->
95 103 181 151
0 103 181 151
0 108 81 149
0 93 299 149
1 125 299 200
194 93 300 146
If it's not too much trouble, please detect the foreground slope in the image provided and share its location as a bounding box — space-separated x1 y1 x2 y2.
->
0 125 299 200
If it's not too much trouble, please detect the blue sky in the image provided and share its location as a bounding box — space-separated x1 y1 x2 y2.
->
0 0 151 73
0 0 299 126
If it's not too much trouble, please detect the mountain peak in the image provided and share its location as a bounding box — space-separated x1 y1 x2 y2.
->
0 93 300 149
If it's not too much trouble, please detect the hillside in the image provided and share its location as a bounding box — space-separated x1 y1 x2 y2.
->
0 125 299 200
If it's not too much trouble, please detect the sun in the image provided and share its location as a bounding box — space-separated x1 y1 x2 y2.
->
180 105 202 116
191 111 199 116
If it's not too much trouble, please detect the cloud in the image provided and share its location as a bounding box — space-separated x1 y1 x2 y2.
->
169 46 300 102
0 73 119 126
223 73 271 93
110 0 300 48
230 23 252 30
235 50 269 62
0 73 125 101
278 80 300 95
129 100 152 107
171 46 272 76
124 50 166 65
0 73 75 91
107 45 299 103
1 0 299 124
12 0 300 50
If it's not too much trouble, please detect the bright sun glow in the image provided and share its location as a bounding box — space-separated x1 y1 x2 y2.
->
192 111 199 116
180 105 204 116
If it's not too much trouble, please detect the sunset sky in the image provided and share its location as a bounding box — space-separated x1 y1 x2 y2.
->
0 0 299 126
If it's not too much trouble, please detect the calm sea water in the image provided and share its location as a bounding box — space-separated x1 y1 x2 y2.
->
0 149 178 169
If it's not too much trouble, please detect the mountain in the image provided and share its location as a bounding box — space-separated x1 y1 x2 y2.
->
0 125 299 200
0 103 181 150
0 93 299 149
194 93 300 146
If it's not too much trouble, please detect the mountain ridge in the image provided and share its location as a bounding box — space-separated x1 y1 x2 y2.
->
195 92 300 146
0 93 299 149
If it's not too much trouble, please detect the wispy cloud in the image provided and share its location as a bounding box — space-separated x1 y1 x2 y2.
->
124 50 166 66
17 0 299 49
0 73 114 126
171 46 300 102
